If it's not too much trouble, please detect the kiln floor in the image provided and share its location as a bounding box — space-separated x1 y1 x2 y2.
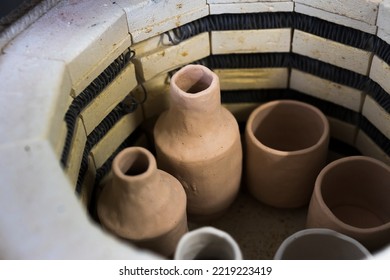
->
189 188 307 260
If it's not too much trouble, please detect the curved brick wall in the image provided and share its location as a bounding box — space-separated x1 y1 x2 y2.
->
1 0 389 259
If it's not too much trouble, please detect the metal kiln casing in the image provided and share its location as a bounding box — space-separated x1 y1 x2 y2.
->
0 0 389 259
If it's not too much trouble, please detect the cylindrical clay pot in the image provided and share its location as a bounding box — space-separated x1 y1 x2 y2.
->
174 227 243 260
97 147 188 257
274 228 371 260
154 64 242 221
307 156 390 251
245 100 329 208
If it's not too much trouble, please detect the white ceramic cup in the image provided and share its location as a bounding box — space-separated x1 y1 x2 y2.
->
274 228 371 260
174 227 243 260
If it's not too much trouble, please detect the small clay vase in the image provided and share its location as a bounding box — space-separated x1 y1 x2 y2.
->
245 100 329 208
274 228 371 260
97 147 188 257
307 156 390 251
154 64 242 221
174 227 243 260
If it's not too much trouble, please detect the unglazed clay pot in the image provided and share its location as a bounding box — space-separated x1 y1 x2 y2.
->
154 64 242 221
274 228 371 260
245 100 329 208
307 156 390 251
174 227 243 260
97 147 188 257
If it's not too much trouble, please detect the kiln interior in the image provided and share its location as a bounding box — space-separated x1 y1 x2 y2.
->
1 0 389 259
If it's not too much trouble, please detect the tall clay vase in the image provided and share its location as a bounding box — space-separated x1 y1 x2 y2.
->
307 156 390 251
274 228 371 260
174 227 243 260
97 147 188 257
154 64 242 221
245 100 329 208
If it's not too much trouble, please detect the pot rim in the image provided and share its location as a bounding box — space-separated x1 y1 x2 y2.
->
245 99 330 156
170 64 219 99
313 156 390 233
174 226 243 260
112 146 157 183
274 228 372 260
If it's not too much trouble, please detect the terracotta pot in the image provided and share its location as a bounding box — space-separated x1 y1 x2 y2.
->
97 147 188 257
245 100 329 208
307 156 390 251
174 227 243 260
274 228 371 260
154 64 242 221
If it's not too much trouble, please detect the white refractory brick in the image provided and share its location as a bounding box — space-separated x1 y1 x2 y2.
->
211 29 291 54
4 0 130 94
207 0 292 3
290 69 365 112
209 2 293 14
214 68 289 90
356 130 390 165
90 107 144 169
294 0 382 26
295 3 377 34
72 36 131 97
378 0 390 33
370 55 390 94
292 30 372 75
136 73 171 119
377 28 390 45
327 117 358 146
0 139 161 259
65 117 87 187
0 53 72 154
80 63 138 135
132 34 166 56
363 95 390 139
54 121 69 160
134 32 210 81
80 155 96 209
116 0 209 43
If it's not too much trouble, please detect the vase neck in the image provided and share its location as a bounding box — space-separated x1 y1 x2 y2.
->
111 147 159 195
168 65 223 134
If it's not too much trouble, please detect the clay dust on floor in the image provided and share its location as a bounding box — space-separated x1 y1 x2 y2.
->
189 188 307 260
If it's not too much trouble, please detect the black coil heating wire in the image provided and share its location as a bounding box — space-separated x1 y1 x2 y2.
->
75 84 148 195
88 127 142 221
61 49 134 167
167 12 374 50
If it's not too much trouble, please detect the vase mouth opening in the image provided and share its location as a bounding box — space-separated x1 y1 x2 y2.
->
316 156 390 231
114 148 152 179
176 229 241 260
173 65 215 96
248 100 329 154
